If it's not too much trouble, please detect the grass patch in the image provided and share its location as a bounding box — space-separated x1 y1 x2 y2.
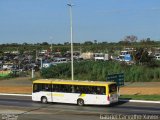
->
120 95 160 101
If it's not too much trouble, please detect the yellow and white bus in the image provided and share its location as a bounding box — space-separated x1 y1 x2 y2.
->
32 79 118 106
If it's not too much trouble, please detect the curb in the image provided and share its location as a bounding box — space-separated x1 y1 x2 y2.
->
0 93 32 97
0 93 160 104
119 99 160 104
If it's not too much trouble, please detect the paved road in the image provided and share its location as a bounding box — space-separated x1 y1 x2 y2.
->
0 95 159 120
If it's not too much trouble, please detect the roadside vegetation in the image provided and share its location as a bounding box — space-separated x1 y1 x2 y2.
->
41 60 160 82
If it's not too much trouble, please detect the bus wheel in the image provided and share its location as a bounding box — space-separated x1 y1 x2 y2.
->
77 99 84 106
41 96 48 104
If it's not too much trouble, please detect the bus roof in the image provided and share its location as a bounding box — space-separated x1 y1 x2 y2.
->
33 79 116 86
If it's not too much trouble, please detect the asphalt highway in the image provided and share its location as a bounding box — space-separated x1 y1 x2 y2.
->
0 95 159 120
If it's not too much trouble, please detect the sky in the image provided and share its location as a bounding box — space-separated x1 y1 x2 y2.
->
0 0 160 44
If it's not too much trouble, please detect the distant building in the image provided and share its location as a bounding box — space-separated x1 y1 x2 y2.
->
80 52 94 60
94 53 109 61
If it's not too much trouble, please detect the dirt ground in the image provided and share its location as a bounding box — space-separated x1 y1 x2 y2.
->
0 78 160 95
120 82 160 95
0 86 32 94
120 87 160 95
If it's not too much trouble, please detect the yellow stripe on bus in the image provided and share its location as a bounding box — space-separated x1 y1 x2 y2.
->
52 93 64 97
79 94 86 97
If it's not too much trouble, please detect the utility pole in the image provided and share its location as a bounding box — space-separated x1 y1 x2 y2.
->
31 67 34 79
67 0 74 81
50 36 53 53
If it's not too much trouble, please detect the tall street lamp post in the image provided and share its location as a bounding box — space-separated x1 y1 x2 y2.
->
67 1 74 81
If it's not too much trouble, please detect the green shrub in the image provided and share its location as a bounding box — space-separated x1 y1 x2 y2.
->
41 61 160 82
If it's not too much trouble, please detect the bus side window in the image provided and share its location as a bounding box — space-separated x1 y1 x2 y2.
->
52 84 59 92
33 84 38 92
78 86 92 94
96 86 106 95
79 86 86 94
60 85 72 93
33 83 50 93
74 85 79 93
43 84 51 92
52 84 72 93
65 85 72 93
60 85 65 92
87 86 92 94
100 87 106 95
92 86 97 94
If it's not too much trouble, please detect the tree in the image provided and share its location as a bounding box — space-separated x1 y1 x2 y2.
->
124 35 138 46
84 41 93 45
140 38 156 47
124 35 138 42
140 50 151 63
22 42 28 45
42 42 49 45
94 40 97 44
133 48 151 64
64 42 70 45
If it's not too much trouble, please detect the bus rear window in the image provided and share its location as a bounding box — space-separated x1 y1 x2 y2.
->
109 84 117 93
